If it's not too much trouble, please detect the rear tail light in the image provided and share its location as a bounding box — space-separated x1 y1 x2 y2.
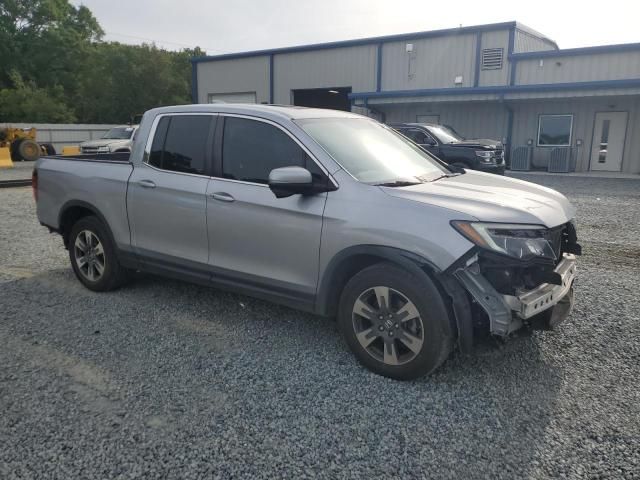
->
32 169 38 202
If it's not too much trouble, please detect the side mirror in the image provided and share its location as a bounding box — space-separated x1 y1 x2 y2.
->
268 166 314 198
423 138 437 146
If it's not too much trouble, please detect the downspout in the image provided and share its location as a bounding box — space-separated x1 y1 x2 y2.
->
269 54 275 104
505 101 514 167
191 60 199 104
508 26 517 86
473 31 482 87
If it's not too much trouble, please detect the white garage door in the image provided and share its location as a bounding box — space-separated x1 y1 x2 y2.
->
207 92 257 104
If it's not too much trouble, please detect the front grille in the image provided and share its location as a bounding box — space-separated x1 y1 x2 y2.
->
81 146 99 154
493 149 504 164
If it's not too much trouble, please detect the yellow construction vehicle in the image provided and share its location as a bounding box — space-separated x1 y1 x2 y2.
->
0 127 56 163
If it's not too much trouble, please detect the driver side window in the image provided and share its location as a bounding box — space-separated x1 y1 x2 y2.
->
407 129 435 145
221 117 323 184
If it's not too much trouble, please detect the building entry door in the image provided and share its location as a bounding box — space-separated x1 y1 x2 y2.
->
590 111 627 171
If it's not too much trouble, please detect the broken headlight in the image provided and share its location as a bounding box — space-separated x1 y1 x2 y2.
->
452 221 557 261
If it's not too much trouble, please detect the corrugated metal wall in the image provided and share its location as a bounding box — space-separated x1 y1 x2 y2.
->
196 56 270 104
514 29 556 53
0 123 117 153
379 102 509 141
478 30 511 87
516 51 640 85
509 96 640 173
381 34 477 90
274 45 377 103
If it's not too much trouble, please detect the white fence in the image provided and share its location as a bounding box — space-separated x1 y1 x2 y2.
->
0 123 119 154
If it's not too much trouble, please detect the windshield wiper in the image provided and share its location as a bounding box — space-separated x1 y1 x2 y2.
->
374 180 422 187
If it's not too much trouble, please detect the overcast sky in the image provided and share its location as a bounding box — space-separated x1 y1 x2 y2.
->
73 0 639 55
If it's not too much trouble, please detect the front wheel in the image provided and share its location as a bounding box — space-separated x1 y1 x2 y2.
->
68 216 129 292
338 263 453 380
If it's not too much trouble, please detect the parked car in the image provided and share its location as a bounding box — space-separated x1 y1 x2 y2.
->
33 105 580 380
390 123 505 174
80 125 139 154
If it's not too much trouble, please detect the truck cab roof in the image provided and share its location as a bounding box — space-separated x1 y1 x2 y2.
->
145 104 363 122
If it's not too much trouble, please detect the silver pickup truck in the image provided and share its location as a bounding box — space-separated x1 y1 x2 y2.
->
34 104 581 380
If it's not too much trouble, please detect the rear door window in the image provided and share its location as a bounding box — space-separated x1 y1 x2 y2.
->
148 115 212 175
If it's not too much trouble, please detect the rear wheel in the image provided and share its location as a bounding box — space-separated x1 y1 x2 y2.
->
68 216 129 291
338 262 453 380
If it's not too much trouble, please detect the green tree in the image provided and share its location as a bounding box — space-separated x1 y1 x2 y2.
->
75 43 197 123
0 0 103 89
0 71 76 122
0 0 199 124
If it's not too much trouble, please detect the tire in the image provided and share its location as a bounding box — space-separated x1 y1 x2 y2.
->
17 139 40 161
68 216 129 292
338 262 453 380
10 138 23 161
41 143 56 156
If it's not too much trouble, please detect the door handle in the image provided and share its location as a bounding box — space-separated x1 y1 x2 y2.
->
138 179 156 188
210 192 235 202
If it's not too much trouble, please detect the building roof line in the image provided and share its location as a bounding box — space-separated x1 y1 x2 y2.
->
348 78 640 100
191 21 519 63
510 42 640 60
514 22 559 50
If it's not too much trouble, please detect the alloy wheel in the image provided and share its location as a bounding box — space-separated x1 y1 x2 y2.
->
352 286 424 366
74 230 106 282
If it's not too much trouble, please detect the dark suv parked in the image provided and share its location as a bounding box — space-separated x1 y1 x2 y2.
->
390 123 505 175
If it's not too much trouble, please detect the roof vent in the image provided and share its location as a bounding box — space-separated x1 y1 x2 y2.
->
481 48 504 70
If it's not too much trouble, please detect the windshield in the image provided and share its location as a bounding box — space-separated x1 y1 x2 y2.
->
427 125 463 144
102 127 135 139
297 118 448 184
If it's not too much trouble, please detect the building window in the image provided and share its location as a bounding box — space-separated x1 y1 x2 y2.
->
537 114 573 147
481 48 504 70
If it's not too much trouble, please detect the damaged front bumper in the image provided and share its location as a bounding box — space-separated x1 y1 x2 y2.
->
454 253 577 336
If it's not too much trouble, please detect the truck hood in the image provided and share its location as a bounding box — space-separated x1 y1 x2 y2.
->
381 171 575 227
80 139 130 148
448 139 502 149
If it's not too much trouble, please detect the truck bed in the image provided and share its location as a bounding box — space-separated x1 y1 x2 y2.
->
35 153 134 246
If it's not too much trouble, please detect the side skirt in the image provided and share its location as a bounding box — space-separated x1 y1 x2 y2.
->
122 248 317 313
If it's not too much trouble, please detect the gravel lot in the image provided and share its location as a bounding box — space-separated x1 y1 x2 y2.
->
1 174 639 479
0 161 36 182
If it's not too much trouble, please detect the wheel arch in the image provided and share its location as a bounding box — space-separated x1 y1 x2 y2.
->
58 200 117 250
315 245 442 318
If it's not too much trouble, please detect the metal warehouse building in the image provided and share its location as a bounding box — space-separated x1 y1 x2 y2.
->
192 21 640 173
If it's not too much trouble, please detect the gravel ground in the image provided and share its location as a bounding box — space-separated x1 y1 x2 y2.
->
1 175 639 479
0 161 36 181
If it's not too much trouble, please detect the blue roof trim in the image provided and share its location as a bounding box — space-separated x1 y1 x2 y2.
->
348 78 640 100
510 42 640 60
191 21 518 63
